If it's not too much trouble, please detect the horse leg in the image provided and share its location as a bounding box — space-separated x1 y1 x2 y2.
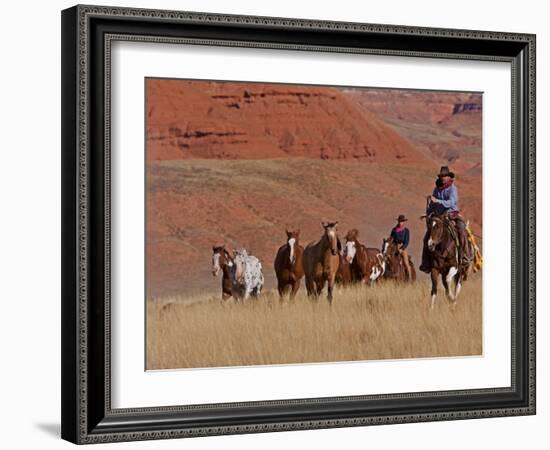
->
289 281 300 302
315 279 324 298
278 281 285 304
441 276 451 301
231 286 239 302
222 279 232 301
305 276 314 298
369 263 382 286
327 277 335 305
430 269 438 309
455 278 462 298
444 266 458 303
252 285 261 300
454 272 463 301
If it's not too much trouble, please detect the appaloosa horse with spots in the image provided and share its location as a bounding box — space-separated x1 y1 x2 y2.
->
381 237 416 283
211 245 235 300
425 214 470 308
233 248 264 300
303 222 341 303
274 229 304 302
343 229 386 286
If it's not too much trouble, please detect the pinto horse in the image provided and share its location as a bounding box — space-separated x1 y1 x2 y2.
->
425 215 468 308
211 245 235 300
303 222 341 303
381 237 416 282
274 229 304 302
343 229 385 285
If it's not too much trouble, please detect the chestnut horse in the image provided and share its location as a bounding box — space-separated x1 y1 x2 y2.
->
335 251 353 285
425 215 470 308
343 229 386 285
381 237 416 283
274 229 304 302
303 222 341 303
211 245 235 300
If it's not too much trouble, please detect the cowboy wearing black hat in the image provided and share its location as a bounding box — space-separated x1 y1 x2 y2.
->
390 214 412 281
419 166 470 273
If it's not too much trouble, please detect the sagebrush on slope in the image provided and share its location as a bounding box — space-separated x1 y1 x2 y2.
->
146 276 482 370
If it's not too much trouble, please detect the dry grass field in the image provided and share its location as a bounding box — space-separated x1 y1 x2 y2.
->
146 275 482 370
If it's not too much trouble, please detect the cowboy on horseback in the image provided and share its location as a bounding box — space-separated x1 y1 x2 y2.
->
419 166 470 273
390 214 412 281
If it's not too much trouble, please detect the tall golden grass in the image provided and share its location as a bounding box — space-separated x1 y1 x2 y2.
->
146 275 482 370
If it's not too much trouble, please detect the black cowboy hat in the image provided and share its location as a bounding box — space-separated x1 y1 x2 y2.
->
438 166 455 178
396 214 408 222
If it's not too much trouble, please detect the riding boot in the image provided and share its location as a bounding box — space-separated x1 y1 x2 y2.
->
457 245 464 267
458 229 471 267
459 235 470 266
420 252 430 273
419 230 431 273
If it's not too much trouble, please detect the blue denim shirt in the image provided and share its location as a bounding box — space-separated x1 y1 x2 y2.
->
391 226 410 249
427 183 459 216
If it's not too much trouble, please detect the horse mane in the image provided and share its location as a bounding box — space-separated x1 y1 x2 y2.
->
223 248 233 261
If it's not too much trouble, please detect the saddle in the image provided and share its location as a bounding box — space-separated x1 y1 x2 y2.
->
432 211 460 247
438 213 461 248
427 213 465 264
441 213 481 269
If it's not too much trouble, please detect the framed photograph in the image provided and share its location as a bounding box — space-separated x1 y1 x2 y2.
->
61 4 536 444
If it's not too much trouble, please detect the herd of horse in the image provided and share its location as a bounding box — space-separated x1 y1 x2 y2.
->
212 217 474 308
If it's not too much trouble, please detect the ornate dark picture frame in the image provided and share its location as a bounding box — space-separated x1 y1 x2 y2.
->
61 4 536 444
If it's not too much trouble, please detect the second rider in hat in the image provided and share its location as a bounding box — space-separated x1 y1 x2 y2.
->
391 214 412 281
